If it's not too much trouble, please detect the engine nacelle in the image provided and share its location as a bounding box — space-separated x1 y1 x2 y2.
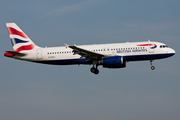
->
99 56 126 68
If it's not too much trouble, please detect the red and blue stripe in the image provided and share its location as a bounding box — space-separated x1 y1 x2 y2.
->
137 44 157 49
7 27 36 52
7 27 28 38
14 44 35 52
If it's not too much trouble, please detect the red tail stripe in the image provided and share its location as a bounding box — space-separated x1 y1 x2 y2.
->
15 44 35 52
7 27 28 39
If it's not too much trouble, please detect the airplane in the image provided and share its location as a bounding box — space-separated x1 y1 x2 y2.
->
4 23 175 74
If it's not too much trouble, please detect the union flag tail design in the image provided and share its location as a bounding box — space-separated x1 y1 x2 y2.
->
6 23 38 52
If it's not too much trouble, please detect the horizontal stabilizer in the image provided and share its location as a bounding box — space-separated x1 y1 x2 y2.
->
4 51 26 57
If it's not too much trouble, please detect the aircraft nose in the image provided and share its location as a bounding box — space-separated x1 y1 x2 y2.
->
169 48 175 55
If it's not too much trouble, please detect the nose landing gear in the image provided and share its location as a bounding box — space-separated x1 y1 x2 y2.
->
90 67 99 74
150 60 155 70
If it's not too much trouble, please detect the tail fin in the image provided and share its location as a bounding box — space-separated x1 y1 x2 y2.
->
6 23 39 52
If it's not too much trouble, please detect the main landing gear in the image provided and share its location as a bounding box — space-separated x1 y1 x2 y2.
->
90 60 99 74
150 60 155 70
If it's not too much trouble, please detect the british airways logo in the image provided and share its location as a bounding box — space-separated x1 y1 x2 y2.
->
150 45 157 49
7 27 36 52
137 44 157 49
117 48 147 54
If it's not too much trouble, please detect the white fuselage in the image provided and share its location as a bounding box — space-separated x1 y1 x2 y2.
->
18 41 175 65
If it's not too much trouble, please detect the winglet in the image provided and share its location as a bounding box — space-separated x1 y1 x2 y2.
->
64 43 69 47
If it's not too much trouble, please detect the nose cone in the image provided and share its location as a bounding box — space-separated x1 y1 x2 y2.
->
168 48 175 56
170 48 175 54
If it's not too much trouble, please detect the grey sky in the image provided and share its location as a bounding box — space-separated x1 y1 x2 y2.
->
0 0 180 120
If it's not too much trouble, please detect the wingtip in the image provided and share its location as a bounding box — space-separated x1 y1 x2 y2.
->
64 43 69 47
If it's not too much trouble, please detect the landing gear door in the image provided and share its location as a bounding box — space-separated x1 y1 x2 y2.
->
37 49 42 59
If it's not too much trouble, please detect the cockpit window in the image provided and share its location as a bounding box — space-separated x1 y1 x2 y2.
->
160 45 168 48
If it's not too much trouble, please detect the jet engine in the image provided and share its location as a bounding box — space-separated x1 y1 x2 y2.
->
99 56 126 68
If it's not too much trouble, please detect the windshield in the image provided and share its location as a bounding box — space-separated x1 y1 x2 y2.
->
160 45 168 48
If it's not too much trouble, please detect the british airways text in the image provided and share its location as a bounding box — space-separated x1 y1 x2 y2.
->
117 48 147 53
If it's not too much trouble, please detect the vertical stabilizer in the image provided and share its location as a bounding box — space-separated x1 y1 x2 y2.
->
6 23 39 52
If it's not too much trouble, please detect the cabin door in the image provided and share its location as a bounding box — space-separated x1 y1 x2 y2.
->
37 49 42 59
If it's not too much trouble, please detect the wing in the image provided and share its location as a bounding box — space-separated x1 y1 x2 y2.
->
65 44 104 60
